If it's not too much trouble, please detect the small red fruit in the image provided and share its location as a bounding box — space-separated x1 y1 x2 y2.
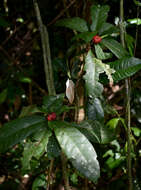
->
46 112 56 121
92 35 102 44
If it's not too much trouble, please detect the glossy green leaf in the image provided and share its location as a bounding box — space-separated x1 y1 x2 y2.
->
19 76 32 83
83 50 114 98
78 120 114 144
0 88 7 104
101 38 128 58
83 50 103 98
21 129 52 171
109 57 141 82
54 122 100 182
106 156 125 169
128 18 141 25
0 115 46 153
72 31 97 43
95 44 113 60
90 5 110 31
87 98 104 122
99 22 119 36
55 17 88 32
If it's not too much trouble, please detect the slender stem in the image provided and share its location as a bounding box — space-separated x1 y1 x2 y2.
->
33 0 56 96
134 6 140 56
119 1 133 190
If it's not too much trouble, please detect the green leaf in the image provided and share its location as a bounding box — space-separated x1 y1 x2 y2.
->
32 174 46 190
0 115 46 153
90 5 110 32
55 17 89 32
95 44 113 60
78 120 114 144
42 94 64 114
19 76 32 83
128 18 141 25
87 98 104 122
47 135 61 158
131 127 141 137
0 88 7 104
133 0 141 6
99 22 119 36
22 129 52 171
19 105 42 118
54 121 100 182
125 34 135 56
83 50 115 98
101 38 128 59
109 57 141 82
72 31 97 43
83 50 103 98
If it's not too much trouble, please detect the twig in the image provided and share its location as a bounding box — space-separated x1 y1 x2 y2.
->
47 0 76 26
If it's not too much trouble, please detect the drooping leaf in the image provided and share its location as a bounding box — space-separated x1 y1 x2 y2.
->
95 44 113 60
125 34 135 56
66 79 75 104
87 98 104 122
53 121 100 182
99 22 119 36
83 50 103 98
101 38 128 59
0 88 7 104
83 50 115 98
0 115 46 153
109 57 141 82
55 17 89 32
90 5 110 32
72 31 97 43
78 120 114 144
21 129 52 171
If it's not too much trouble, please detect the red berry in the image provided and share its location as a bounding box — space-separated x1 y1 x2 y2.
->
46 112 56 121
92 35 102 44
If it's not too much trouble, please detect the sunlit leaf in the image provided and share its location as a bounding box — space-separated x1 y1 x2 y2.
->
53 121 100 182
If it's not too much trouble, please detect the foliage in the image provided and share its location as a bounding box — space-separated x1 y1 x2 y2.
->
0 1 141 190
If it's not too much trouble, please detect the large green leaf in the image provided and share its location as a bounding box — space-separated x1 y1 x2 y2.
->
78 120 114 144
55 17 88 32
101 38 128 59
87 98 104 122
109 57 141 82
83 50 114 98
0 115 46 153
21 129 52 172
53 121 100 182
90 5 110 32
